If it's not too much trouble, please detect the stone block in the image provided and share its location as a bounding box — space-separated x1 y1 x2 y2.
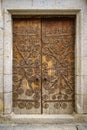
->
4 11 12 39
0 48 3 56
81 76 87 94
0 0 1 15
0 92 3 113
2 0 87 10
0 16 3 56
4 74 12 93
75 57 81 76
78 125 87 130
75 94 83 113
55 0 84 9
2 0 32 9
33 0 55 8
4 11 12 75
4 92 12 114
75 76 82 94
0 74 3 92
13 124 77 130
83 94 87 113
0 125 12 130
82 40 87 57
4 37 12 56
75 75 87 95
0 16 3 29
0 55 3 74
81 57 87 75
4 54 12 74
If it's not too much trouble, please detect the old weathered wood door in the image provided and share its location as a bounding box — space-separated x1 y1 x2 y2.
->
13 17 75 114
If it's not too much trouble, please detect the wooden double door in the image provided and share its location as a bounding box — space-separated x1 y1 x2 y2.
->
13 17 75 114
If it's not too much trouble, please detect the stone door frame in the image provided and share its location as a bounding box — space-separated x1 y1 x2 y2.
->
3 9 85 123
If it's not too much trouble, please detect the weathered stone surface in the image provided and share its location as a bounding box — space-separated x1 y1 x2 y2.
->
4 74 12 93
0 74 3 93
13 124 77 130
0 99 3 113
2 0 32 9
83 95 87 113
0 55 3 74
4 11 12 75
82 39 87 57
81 57 87 76
0 126 12 130
75 57 81 76
0 0 1 11
75 76 81 94
78 125 87 130
75 94 83 114
0 12 4 115
2 0 87 9
0 92 3 113
81 76 87 94
4 92 12 114
0 124 77 130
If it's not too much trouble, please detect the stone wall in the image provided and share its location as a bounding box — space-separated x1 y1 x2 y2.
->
0 0 3 114
0 0 87 123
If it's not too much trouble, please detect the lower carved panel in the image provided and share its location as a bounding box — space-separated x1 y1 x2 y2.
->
43 102 74 114
13 100 41 114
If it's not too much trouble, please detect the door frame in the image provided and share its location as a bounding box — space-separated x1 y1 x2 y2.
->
3 9 84 123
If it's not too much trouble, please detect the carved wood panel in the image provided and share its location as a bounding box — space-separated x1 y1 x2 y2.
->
13 18 41 114
13 17 75 114
42 18 75 114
